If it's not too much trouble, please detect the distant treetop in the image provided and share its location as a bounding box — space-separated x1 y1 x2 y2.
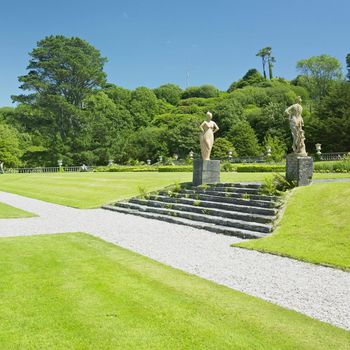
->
228 69 264 92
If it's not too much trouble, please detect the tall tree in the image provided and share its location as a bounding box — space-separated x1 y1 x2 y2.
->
211 137 237 159
296 54 342 100
256 47 275 79
346 53 350 81
11 35 108 165
268 54 276 80
212 98 243 136
12 35 107 107
227 121 261 157
306 82 350 152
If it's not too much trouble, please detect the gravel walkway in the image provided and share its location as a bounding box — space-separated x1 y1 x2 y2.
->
0 191 349 331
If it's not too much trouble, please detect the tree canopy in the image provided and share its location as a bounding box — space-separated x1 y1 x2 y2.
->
182 85 220 99
296 55 342 100
12 35 107 107
228 69 264 92
154 84 182 105
1 35 349 167
0 123 22 167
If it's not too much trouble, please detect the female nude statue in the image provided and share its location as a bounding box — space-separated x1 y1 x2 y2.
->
285 96 307 156
199 111 219 160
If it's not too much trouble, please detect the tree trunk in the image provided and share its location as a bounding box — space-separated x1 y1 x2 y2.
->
262 57 267 79
268 61 273 80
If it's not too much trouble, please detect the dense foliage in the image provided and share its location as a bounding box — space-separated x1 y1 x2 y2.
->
1 35 349 168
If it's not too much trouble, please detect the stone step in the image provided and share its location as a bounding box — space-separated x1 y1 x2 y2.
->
178 189 278 202
206 186 261 194
130 198 275 224
102 205 266 239
212 182 262 189
147 195 277 216
113 202 272 234
159 192 277 209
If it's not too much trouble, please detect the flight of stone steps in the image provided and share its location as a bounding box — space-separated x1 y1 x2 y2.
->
103 183 282 239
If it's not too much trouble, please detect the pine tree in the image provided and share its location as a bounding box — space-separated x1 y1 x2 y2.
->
256 47 275 79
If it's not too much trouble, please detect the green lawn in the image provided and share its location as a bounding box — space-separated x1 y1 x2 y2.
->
235 183 350 270
0 202 34 218
0 232 348 349
0 172 349 208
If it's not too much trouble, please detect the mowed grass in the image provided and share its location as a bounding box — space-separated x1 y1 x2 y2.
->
0 202 34 218
0 172 192 208
0 233 349 349
235 183 350 270
0 171 349 208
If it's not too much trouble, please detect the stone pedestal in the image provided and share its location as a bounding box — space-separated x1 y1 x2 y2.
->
193 159 220 186
286 154 313 186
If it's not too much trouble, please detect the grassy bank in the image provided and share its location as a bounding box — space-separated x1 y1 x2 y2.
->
235 183 350 270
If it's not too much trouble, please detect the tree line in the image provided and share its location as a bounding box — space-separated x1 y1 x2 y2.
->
0 35 349 167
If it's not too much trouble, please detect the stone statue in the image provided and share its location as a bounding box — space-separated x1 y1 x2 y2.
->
285 96 307 156
199 111 219 160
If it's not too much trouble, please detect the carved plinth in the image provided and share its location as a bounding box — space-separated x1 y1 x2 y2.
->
286 154 313 186
192 160 220 186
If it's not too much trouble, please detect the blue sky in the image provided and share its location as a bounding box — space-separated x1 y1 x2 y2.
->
1 0 349 106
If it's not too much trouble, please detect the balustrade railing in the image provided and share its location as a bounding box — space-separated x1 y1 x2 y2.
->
4 166 94 174
2 153 349 174
229 156 266 163
315 152 349 161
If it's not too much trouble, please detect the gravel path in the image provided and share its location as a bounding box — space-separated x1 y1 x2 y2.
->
0 191 349 331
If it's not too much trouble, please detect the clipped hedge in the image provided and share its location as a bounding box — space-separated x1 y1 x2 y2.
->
158 166 193 172
314 160 350 173
236 164 285 173
93 166 158 172
94 165 193 173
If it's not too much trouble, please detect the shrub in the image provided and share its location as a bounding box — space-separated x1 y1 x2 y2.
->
172 181 181 192
221 162 237 172
263 134 287 162
261 174 296 196
137 186 149 199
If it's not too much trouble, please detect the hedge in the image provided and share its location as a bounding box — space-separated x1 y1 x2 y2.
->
158 166 193 172
314 160 350 173
94 165 193 172
88 162 350 174
236 164 285 173
93 166 158 172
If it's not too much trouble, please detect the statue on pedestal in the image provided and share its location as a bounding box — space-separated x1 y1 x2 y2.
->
199 111 219 160
285 96 307 156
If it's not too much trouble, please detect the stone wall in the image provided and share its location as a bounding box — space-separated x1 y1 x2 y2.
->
286 154 313 186
193 160 220 186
